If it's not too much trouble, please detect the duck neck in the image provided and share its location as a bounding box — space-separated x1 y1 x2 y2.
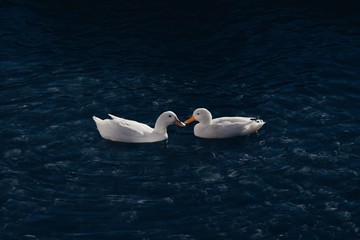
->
201 112 212 125
200 118 212 125
154 118 167 134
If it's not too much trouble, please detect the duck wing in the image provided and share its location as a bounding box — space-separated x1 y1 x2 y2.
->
212 116 264 137
108 114 153 137
212 117 255 124
212 117 257 133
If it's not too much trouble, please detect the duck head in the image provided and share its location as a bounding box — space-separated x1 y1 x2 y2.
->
154 111 185 133
185 108 212 125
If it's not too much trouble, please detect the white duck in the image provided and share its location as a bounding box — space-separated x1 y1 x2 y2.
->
93 111 185 143
185 108 265 139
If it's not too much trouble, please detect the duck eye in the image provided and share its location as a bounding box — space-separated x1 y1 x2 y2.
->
168 115 172 118
196 113 200 115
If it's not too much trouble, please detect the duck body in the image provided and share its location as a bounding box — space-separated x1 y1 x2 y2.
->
93 111 185 143
186 108 265 139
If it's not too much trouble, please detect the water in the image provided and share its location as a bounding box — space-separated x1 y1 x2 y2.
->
1 0 360 239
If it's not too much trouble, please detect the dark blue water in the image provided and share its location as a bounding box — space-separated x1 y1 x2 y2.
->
1 0 360 239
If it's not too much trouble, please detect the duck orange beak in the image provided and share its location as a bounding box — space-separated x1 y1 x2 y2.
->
185 115 196 124
174 118 186 127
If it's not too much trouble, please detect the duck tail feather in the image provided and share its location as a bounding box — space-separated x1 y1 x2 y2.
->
92 116 102 122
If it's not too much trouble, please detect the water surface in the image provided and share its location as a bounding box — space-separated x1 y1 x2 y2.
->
1 0 360 239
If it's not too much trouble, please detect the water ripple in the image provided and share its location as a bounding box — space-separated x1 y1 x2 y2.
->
1 1 360 239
